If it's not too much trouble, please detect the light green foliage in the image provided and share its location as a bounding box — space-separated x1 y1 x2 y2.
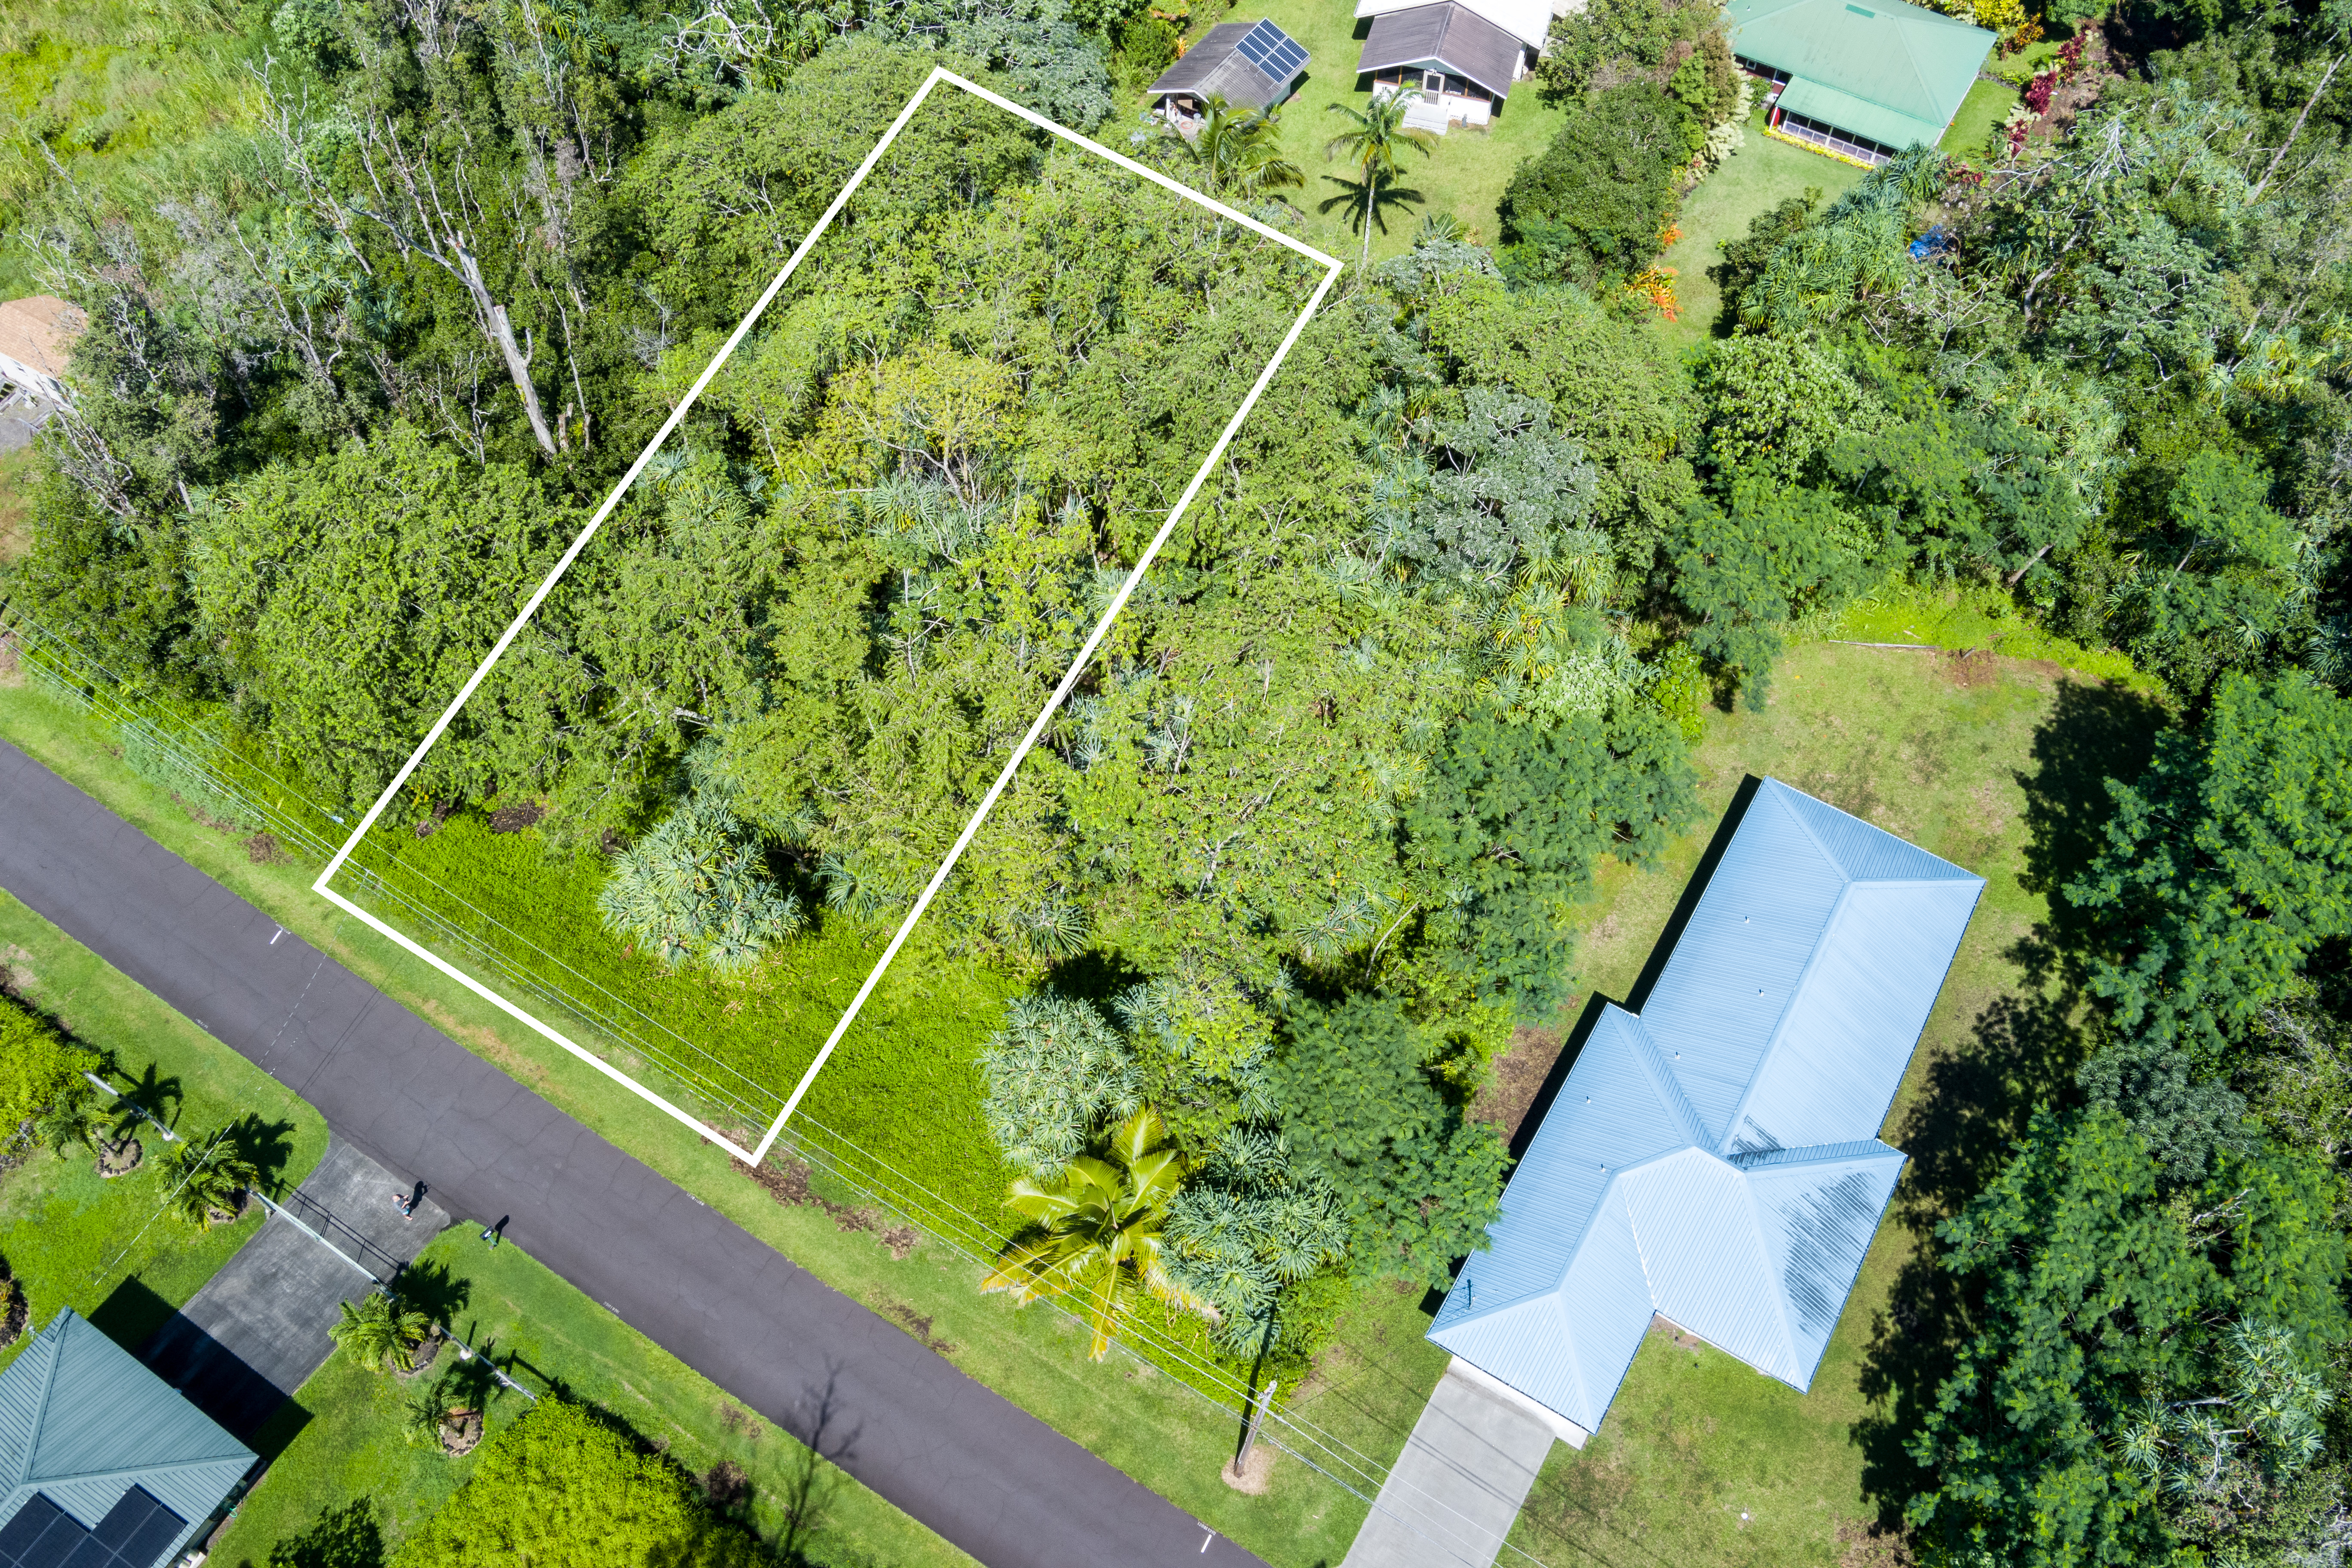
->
393 1397 756 1568
596 799 802 976
983 1107 1200 1361
1696 335 1884 482
1371 387 1600 588
1266 998 1506 1288
1407 710 1698 1021
2065 673 2352 1070
977 992 1142 1181
190 427 568 808
1733 149 1944 337
1906 1108 2346 1567
0 995 95 1139
1534 0 1724 99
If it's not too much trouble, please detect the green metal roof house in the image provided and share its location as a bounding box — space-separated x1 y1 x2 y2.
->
1728 0 1995 166
0 1310 253 1568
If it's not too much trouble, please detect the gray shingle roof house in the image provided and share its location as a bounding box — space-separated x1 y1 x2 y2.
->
1148 19 1311 118
1358 2 1528 103
0 1311 253 1568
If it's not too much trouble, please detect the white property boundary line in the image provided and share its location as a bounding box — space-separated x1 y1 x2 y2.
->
314 68 1344 1168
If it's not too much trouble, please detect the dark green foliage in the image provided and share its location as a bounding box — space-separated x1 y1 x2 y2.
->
1672 478 1878 708
1711 190 1821 330
1407 710 1698 1021
263 1500 384 1568
1907 1108 2347 1567
1267 997 1507 1288
2065 673 2352 1069
2075 1032 2256 1187
597 798 803 975
392 1399 757 1568
977 992 1142 1181
1500 84 1685 287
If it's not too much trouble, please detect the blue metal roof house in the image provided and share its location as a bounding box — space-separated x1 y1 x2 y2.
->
0 1310 253 1568
1427 778 1984 1443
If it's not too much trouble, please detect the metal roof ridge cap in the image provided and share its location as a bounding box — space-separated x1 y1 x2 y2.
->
14 1313 67 1488
1731 1136 1907 1170
18 1454 251 1491
1735 1164 1807 1377
1713 876 1857 1159
1625 1011 1709 1150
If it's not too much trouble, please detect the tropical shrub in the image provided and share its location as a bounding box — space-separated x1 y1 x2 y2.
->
1266 998 1507 1288
0 997 96 1141
977 992 1142 1181
157 1126 261 1227
329 1288 434 1374
393 1398 757 1568
598 799 804 975
1501 84 1685 287
983 1107 1201 1359
1162 1127 1348 1354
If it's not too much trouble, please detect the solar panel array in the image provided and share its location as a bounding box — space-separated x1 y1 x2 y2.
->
1235 19 1307 82
0 1489 188 1568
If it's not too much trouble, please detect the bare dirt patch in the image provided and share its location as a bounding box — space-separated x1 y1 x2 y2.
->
487 800 545 834
1221 1442 1278 1493
742 1158 919 1258
1937 649 1999 690
243 832 291 865
1835 1518 1917 1568
871 1294 958 1356
1473 1023 1569 1140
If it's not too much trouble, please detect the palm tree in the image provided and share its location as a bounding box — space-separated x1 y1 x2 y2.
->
1181 96 1305 203
157 1127 260 1228
330 1289 434 1374
982 1107 1202 1360
1323 93 1439 269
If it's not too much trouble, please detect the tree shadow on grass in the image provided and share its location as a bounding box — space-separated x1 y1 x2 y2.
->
1847 677 2166 1528
2009 677 2167 989
241 1497 383 1568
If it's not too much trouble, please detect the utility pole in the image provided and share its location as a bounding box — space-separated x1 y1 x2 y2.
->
1236 1380 1278 1470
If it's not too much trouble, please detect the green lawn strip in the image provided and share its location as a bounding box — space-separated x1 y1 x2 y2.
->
0 682 1382 1566
1939 78 2018 159
340 812 1022 1218
1494 637 2160 1565
1655 101 1867 343
207 1228 976 1568
1820 578 2146 683
0 890 330 1369
1179 0 1567 262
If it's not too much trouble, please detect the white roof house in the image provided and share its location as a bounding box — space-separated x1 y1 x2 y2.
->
1353 0 1563 52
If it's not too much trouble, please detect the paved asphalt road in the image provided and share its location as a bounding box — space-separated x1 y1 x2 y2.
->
0 741 1269 1568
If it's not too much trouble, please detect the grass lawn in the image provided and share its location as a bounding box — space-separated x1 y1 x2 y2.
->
1487 622 2167 1564
1656 101 1865 343
0 0 259 296
1940 78 2018 160
0 891 330 1370
207 1228 975 1568
1173 0 1568 264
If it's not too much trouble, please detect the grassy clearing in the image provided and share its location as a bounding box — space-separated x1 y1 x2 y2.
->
0 679 1385 1567
1489 633 2166 1564
342 812 1023 1218
0 0 260 295
208 1228 976 1568
1656 101 1866 343
1175 0 1568 263
1940 78 2018 160
0 889 330 1370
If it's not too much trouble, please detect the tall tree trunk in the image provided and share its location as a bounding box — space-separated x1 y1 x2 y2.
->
457 248 557 456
